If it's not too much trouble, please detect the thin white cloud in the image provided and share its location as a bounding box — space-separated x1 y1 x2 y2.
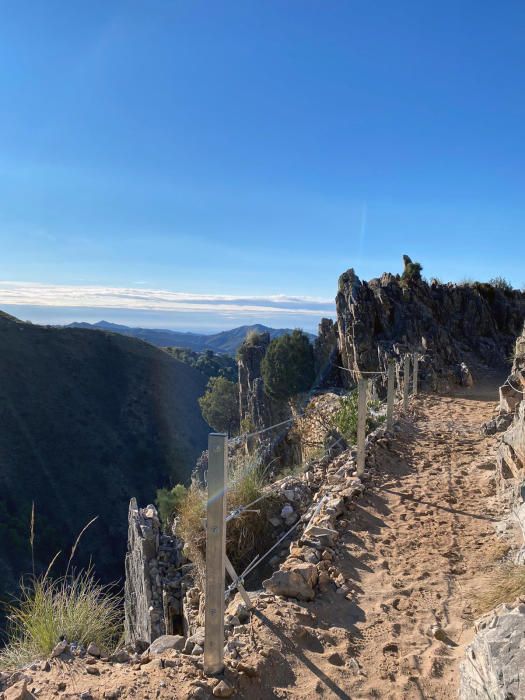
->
0 282 335 318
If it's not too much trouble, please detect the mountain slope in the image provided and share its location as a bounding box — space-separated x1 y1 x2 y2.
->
66 321 315 354
0 312 209 608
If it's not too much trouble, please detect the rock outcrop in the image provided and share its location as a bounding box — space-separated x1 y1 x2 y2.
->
335 265 525 390
459 603 525 699
496 323 525 511
124 500 190 646
313 318 340 387
460 326 525 697
237 331 272 432
236 331 299 464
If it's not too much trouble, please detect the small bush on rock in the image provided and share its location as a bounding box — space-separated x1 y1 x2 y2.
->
401 254 423 283
156 484 187 526
488 276 513 292
198 376 240 435
332 390 385 444
261 330 315 401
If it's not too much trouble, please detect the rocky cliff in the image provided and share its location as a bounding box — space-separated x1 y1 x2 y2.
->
460 324 525 698
485 322 525 492
237 331 272 433
335 266 525 390
495 322 525 519
460 604 525 698
236 324 339 467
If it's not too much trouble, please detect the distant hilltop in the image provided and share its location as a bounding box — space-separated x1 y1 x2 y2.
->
64 321 315 354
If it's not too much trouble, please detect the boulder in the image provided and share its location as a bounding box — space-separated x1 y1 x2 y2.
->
496 326 525 505
263 562 318 601
148 634 185 655
188 627 205 647
50 639 68 658
213 680 234 698
87 642 101 657
303 525 339 547
496 413 513 432
4 680 36 700
111 649 131 663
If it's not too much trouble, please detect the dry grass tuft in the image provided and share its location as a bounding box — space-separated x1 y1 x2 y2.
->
0 568 122 670
176 455 274 581
484 540 512 564
474 563 525 614
0 512 121 671
176 483 207 573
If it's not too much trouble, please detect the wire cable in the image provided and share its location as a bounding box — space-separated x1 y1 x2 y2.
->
502 377 525 395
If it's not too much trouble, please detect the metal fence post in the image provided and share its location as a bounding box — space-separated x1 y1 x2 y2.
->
386 359 395 430
204 433 227 676
356 377 367 477
403 355 410 411
413 353 419 396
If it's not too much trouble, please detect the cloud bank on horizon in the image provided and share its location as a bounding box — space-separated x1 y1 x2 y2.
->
0 281 336 332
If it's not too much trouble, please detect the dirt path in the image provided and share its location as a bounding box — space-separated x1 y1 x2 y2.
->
252 392 508 699
5 392 511 700
339 394 504 698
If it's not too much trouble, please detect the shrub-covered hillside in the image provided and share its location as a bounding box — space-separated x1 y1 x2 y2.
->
0 311 209 616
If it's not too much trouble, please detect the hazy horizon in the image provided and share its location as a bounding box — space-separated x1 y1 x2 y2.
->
1 303 328 334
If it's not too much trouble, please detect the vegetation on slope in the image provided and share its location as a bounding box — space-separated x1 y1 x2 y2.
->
198 376 240 435
331 389 385 444
475 563 525 614
163 347 236 381
165 456 272 579
0 312 209 621
261 330 315 401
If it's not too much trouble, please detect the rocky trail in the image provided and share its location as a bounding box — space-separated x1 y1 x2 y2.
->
242 391 509 700
3 389 515 700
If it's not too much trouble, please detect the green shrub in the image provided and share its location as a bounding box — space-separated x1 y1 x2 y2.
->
0 568 122 670
198 376 240 435
488 276 513 292
244 330 267 347
164 347 237 381
261 330 315 401
401 254 423 283
156 484 187 526
331 390 385 444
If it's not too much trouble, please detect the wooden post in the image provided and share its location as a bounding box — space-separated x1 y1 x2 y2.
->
356 377 367 477
413 353 419 396
204 434 227 675
403 355 410 411
386 359 395 430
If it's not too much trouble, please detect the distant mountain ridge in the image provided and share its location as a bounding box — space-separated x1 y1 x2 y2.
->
65 321 315 354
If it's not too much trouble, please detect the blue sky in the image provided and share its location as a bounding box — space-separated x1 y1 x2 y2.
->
0 1 524 331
